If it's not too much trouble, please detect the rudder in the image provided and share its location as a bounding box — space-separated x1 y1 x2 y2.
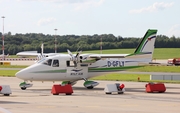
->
134 29 157 54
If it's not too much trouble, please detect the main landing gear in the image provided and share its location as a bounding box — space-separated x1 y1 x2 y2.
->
83 78 99 89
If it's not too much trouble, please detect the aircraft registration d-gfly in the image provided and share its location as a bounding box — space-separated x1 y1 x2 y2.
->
15 29 158 90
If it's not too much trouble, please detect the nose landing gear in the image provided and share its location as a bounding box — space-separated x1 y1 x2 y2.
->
19 82 33 90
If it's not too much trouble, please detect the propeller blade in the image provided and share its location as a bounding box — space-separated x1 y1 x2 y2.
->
75 50 82 58
67 49 73 57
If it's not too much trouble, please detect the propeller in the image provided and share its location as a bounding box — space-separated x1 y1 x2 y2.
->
67 49 82 65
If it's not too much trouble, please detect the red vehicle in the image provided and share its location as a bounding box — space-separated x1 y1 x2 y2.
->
167 58 180 66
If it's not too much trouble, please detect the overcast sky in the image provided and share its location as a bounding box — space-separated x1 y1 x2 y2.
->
0 0 180 37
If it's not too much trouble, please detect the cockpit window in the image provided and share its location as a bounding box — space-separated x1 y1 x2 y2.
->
43 59 52 66
52 59 59 67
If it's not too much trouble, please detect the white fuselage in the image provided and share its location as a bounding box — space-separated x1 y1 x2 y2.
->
15 54 151 82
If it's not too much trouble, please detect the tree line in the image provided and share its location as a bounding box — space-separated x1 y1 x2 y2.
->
0 32 180 55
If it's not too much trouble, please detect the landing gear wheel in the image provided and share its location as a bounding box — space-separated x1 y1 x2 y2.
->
86 86 94 89
21 87 27 90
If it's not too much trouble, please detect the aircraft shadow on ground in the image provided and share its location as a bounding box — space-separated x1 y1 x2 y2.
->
73 86 104 90
163 92 180 94
28 87 145 92
28 89 51 91
124 88 145 92
28 87 104 91
0 101 28 104
165 86 180 90
25 87 180 94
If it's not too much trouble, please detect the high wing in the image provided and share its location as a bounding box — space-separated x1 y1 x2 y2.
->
88 54 129 58
77 53 129 63
78 29 157 63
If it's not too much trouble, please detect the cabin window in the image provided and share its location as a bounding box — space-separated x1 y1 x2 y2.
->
43 59 52 66
66 61 76 67
52 59 59 67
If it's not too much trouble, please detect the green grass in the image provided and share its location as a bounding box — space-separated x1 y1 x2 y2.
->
129 65 180 72
0 70 18 77
91 73 180 83
82 49 134 54
153 48 180 59
0 65 27 68
91 73 149 81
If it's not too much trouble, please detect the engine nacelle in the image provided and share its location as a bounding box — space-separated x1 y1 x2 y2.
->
80 55 100 63
83 81 99 88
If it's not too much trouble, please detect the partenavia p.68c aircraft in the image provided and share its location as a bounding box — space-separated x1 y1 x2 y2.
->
15 29 158 90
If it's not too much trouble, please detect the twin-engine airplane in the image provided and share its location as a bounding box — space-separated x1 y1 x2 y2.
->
15 29 158 90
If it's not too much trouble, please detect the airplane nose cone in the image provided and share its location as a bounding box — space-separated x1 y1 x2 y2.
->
15 69 28 80
15 70 26 79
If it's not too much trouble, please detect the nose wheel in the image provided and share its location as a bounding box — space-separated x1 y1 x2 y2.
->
19 82 33 90
21 87 27 90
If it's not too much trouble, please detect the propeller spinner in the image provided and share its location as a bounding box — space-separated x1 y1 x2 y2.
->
67 49 82 65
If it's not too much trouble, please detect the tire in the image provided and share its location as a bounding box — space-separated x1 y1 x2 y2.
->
87 86 94 89
21 87 26 90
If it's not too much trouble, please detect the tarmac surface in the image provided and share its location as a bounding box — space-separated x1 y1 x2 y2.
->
0 77 180 113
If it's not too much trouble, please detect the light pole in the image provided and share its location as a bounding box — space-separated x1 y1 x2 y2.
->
2 16 5 60
54 29 57 53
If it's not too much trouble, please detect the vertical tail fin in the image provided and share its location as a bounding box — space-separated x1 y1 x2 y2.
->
126 29 157 62
134 29 157 54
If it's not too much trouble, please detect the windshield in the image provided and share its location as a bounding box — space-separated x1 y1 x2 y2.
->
43 59 52 66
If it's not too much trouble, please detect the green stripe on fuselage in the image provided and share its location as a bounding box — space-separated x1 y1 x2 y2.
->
32 69 67 73
88 66 143 72
31 66 143 73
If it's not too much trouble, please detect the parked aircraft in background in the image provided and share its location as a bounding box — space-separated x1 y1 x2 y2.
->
16 43 59 58
15 29 158 90
16 51 59 58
